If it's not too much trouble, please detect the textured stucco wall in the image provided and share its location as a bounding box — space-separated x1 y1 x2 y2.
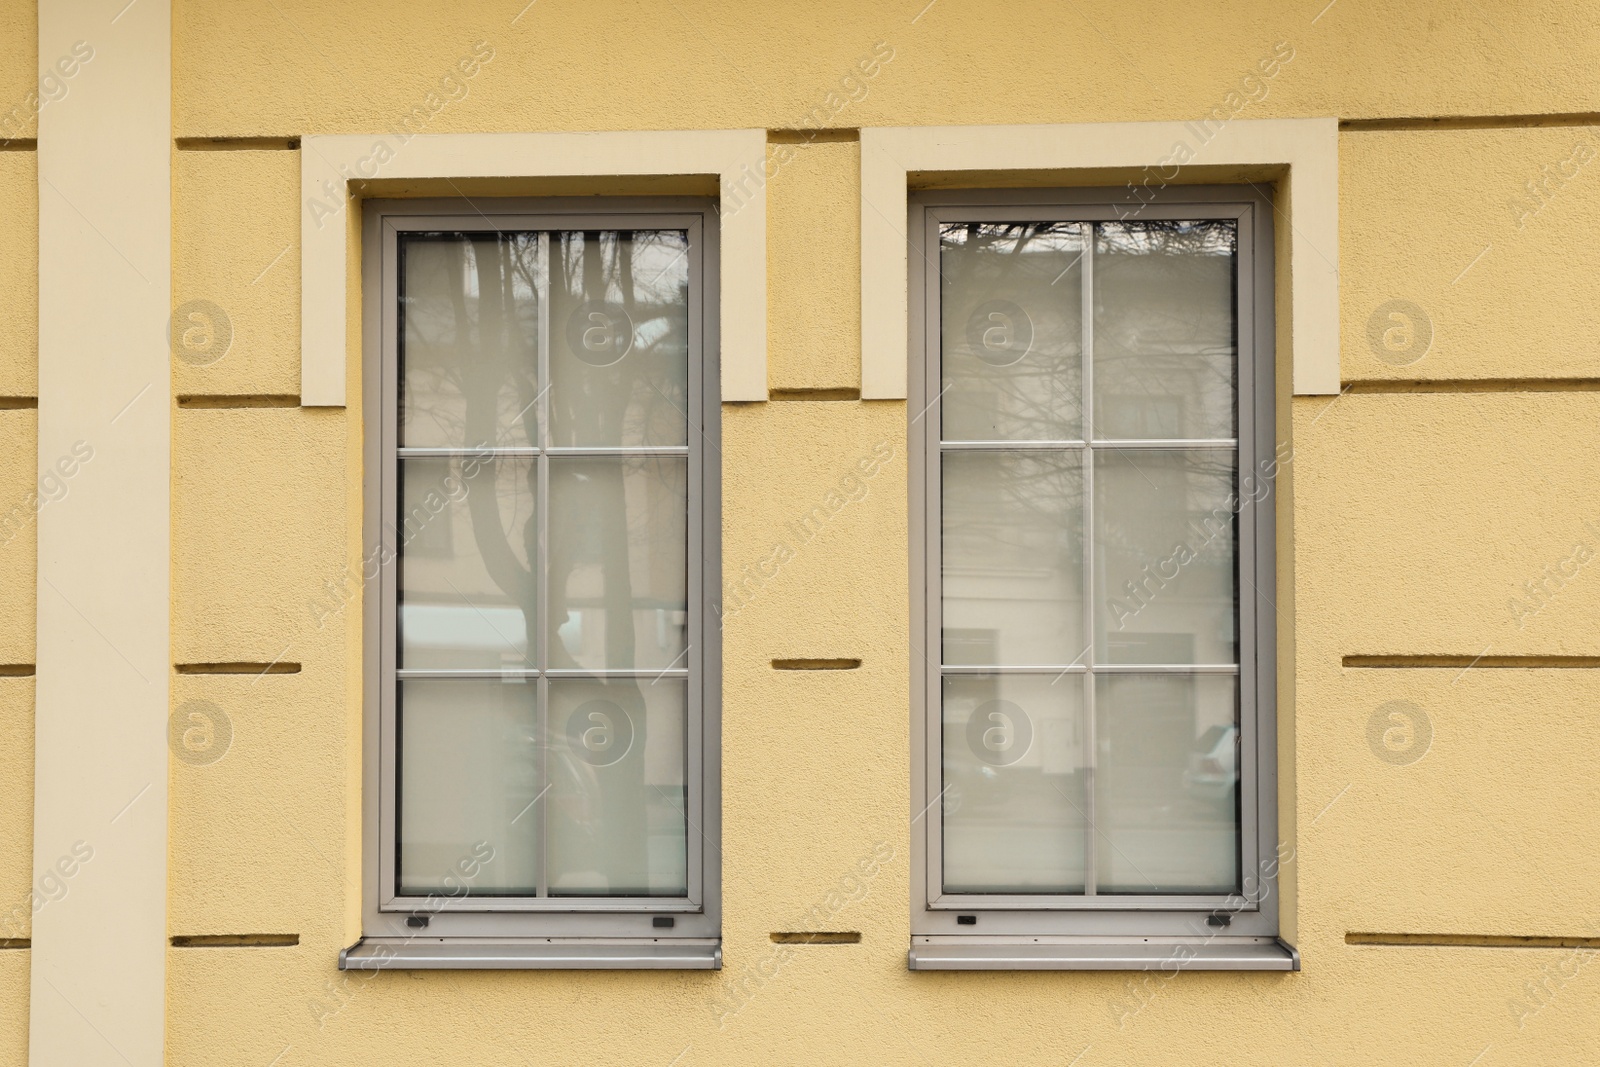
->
19 0 1586 1064
766 139 862 393
0 0 36 1060
170 2 1600 135
1341 127 1600 382
173 150 301 397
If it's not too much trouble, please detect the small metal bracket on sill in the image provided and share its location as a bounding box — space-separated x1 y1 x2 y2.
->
907 936 1300 972
339 936 722 971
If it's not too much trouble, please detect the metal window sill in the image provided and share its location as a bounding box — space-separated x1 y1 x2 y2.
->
340 937 721 971
908 936 1299 971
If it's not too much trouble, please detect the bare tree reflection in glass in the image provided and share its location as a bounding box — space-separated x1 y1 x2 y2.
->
937 217 1243 899
397 227 691 900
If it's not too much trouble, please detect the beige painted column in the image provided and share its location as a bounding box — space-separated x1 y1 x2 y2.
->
32 1 169 1064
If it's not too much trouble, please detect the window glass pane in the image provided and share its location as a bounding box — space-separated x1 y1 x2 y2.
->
548 457 688 672
398 455 536 670
939 222 1084 443
1093 220 1236 441
549 231 690 449
1093 449 1236 665
942 674 1086 893
390 213 707 915
942 451 1084 666
397 679 540 896
1094 673 1239 894
400 233 541 449
547 677 687 896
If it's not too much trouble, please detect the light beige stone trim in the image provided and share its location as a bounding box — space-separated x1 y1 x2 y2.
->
33 1 170 1064
300 129 769 405
860 119 1339 397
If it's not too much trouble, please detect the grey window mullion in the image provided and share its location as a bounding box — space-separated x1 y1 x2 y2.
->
544 447 691 456
1082 663 1241 674
1088 439 1238 449
547 668 691 679
397 446 690 457
938 664 1088 675
535 669 548 900
685 213 707 910
1235 205 1261 899
534 231 553 895
378 219 401 908
534 231 551 899
934 664 1239 675
926 207 948 906
938 440 1087 451
397 446 542 458
395 668 690 680
1080 221 1098 899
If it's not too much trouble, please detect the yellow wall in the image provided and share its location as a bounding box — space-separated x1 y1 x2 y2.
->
0 0 36 1060
0 0 1589 1063
767 139 862 393
170 2 1600 134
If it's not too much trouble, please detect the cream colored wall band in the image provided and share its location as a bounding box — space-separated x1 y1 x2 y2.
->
300 129 769 405
33 1 171 1064
859 119 1340 397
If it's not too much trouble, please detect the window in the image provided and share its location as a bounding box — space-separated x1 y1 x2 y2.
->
908 187 1293 970
350 199 720 969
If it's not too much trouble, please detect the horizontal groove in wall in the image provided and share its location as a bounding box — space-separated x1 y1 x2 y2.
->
175 662 302 675
1341 113 1600 132
772 658 862 671
170 934 300 948
770 931 861 944
769 388 861 401
174 136 301 151
0 664 35 677
1343 378 1600 394
177 395 301 409
0 139 35 151
1345 655 1600 669
0 397 38 409
0 939 28 949
767 128 859 144
1347 932 1600 949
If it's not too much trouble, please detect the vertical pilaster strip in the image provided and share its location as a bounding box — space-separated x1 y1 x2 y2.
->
858 135 908 400
32 0 169 1064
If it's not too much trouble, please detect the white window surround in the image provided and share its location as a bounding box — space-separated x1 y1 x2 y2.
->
859 118 1339 398
300 129 768 406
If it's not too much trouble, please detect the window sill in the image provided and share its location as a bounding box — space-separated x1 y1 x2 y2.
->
907 936 1299 971
340 937 721 971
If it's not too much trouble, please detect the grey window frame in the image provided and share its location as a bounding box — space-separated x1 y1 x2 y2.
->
907 186 1294 971
348 197 721 970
